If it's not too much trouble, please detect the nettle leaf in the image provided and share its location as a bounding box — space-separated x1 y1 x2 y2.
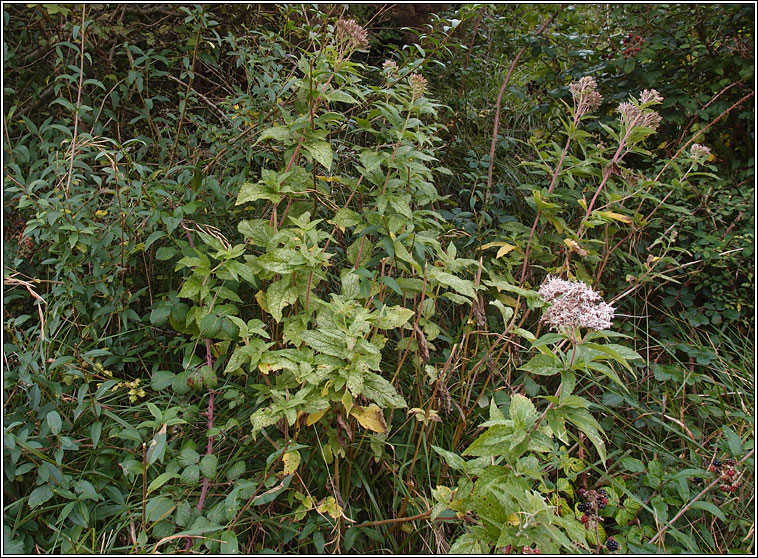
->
376 305 414 329
304 140 332 171
266 279 298 323
255 125 292 144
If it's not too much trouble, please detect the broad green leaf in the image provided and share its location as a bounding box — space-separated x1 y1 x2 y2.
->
46 411 62 436
304 140 332 171
376 305 414 329
431 445 467 471
28 485 54 508
200 454 218 479
520 353 561 376
266 279 298 323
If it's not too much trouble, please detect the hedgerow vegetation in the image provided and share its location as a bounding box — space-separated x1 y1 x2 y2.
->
3 4 754 554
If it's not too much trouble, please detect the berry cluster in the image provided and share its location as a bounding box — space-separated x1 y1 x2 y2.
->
710 458 740 493
621 32 644 58
606 538 619 552
521 547 541 554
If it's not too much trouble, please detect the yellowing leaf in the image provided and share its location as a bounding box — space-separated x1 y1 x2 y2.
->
95 210 108 217
350 404 387 434
306 408 328 426
255 290 269 313
563 238 588 257
480 241 519 258
316 496 342 520
282 450 301 476
597 211 632 224
507 512 520 526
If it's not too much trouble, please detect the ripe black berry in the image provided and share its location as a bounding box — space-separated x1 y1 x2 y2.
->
606 538 619 552
714 459 722 467
598 501 607 510
598 488 607 497
693 477 704 485
578 502 591 512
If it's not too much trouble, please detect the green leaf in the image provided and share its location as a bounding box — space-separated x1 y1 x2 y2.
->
509 394 537 428
147 472 180 494
200 454 218 479
155 246 177 260
266 279 298 323
220 531 239 554
463 425 513 457
256 125 291 144
181 464 200 487
28 485 54 508
46 411 62 436
301 329 346 358
361 372 407 408
431 445 467 471
226 461 245 481
150 302 172 327
428 267 475 298
378 276 403 297
144 230 166 250
520 353 561 376
722 425 742 456
376 305 414 329
621 456 645 473
179 447 200 467
689 500 727 522
304 140 333 171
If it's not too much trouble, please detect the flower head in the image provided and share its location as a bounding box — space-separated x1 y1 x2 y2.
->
569 76 603 116
409 73 428 99
382 59 398 75
690 143 711 159
639 89 663 104
336 19 369 51
538 276 615 331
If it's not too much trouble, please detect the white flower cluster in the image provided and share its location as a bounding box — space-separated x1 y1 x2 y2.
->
538 275 615 331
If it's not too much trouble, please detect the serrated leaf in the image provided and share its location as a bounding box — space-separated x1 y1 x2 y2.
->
181 464 200 487
432 445 466 471
199 454 218 479
178 447 200 467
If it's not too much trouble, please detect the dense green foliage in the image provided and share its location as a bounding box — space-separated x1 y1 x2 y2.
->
3 4 754 554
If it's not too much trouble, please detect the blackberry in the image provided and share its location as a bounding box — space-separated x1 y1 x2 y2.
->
578 502 591 512
693 477 704 485
606 538 619 552
725 459 735 466
598 501 607 510
714 459 722 467
598 488 607 497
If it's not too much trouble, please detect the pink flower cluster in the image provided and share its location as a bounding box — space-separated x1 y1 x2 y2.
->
569 76 603 116
617 89 664 131
336 19 369 51
538 276 615 331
